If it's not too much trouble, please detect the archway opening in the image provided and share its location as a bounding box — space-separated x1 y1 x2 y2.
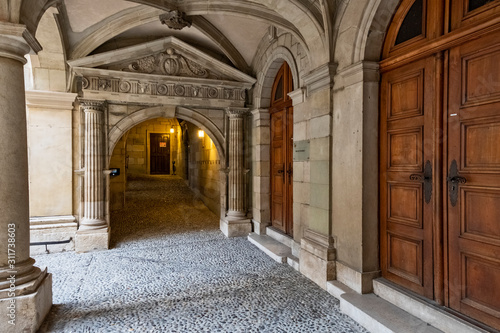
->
109 117 222 246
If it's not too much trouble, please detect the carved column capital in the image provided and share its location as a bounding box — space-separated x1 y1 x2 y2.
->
226 108 249 118
79 99 106 112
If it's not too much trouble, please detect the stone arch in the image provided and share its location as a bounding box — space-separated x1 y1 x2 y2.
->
334 0 400 70
254 45 301 109
108 105 225 165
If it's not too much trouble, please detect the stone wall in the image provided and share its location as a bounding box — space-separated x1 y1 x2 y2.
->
187 123 221 217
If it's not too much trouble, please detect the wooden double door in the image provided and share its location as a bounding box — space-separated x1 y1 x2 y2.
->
150 133 170 174
270 62 294 236
380 29 500 329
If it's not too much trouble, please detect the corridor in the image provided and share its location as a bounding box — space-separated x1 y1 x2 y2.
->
35 175 368 332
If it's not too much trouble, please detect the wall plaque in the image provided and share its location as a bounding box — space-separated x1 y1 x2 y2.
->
293 140 310 161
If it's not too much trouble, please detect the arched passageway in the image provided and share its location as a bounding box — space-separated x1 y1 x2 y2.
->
109 117 223 244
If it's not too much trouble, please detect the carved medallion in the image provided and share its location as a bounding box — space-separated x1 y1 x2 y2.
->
119 81 131 93
163 58 180 76
157 84 168 95
174 85 185 96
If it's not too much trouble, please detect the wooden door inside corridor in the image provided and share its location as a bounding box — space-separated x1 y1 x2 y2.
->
270 62 294 236
150 133 170 174
380 0 500 329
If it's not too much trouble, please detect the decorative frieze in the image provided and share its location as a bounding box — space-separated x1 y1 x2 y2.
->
80 74 247 102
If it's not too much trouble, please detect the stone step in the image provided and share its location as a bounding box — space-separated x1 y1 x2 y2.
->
287 254 300 271
373 279 490 333
248 233 295 266
266 227 294 248
327 281 443 333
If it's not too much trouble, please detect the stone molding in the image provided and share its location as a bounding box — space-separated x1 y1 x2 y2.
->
335 61 380 89
25 91 77 110
288 87 306 105
302 228 336 261
303 62 337 95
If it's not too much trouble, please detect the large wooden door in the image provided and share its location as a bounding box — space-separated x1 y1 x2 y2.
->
150 133 170 174
380 56 436 299
270 62 293 236
380 0 500 329
447 30 500 330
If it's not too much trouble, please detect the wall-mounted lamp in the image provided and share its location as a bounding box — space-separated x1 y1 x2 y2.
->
198 130 205 138
170 126 174 133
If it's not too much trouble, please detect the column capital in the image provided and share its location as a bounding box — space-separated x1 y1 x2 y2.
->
79 99 107 112
0 22 42 63
226 108 249 118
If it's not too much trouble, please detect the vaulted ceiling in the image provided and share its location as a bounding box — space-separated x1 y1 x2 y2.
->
25 0 334 74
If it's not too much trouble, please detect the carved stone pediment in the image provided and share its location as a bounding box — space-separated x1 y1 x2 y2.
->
103 47 227 80
68 36 255 84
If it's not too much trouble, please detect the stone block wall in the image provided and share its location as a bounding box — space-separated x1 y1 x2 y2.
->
187 123 221 217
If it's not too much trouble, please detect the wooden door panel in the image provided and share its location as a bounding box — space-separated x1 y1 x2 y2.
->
387 233 424 285
388 183 423 228
388 127 424 170
150 133 170 174
271 110 286 233
381 56 435 298
448 29 500 330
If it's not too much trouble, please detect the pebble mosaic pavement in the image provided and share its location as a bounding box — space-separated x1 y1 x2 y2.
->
35 174 369 333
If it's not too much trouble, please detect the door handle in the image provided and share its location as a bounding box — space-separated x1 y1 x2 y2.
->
286 166 292 185
277 169 284 174
409 160 432 204
447 160 466 207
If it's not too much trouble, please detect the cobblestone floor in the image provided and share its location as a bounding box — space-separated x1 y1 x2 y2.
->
36 174 368 333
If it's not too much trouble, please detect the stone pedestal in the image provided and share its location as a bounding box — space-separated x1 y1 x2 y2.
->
221 109 252 237
0 24 52 333
300 229 336 290
75 100 109 252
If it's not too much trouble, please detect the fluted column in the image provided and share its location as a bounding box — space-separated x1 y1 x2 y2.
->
80 100 107 230
220 108 251 237
227 109 247 217
75 100 109 252
0 24 52 333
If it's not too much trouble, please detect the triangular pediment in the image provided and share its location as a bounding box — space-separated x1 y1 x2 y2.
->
67 36 256 84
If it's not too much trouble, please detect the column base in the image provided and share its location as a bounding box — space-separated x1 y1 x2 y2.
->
220 217 252 237
299 229 336 290
0 273 52 333
336 261 380 294
251 219 270 235
75 228 109 253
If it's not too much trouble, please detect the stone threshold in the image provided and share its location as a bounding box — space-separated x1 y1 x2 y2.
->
247 232 299 271
327 278 491 333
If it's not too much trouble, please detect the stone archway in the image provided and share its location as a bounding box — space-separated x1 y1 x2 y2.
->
250 41 302 236
108 106 226 163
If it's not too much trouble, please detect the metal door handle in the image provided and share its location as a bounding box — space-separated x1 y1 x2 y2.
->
446 176 466 184
409 161 432 204
277 169 284 174
448 160 466 207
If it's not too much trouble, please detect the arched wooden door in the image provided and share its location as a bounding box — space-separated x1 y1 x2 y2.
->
380 0 500 329
270 62 294 236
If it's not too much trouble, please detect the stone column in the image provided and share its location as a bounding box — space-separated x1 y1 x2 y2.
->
220 109 251 237
0 25 52 333
75 99 109 252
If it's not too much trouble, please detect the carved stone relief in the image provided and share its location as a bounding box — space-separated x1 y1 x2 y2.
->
159 10 192 30
104 48 226 80
80 75 246 102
